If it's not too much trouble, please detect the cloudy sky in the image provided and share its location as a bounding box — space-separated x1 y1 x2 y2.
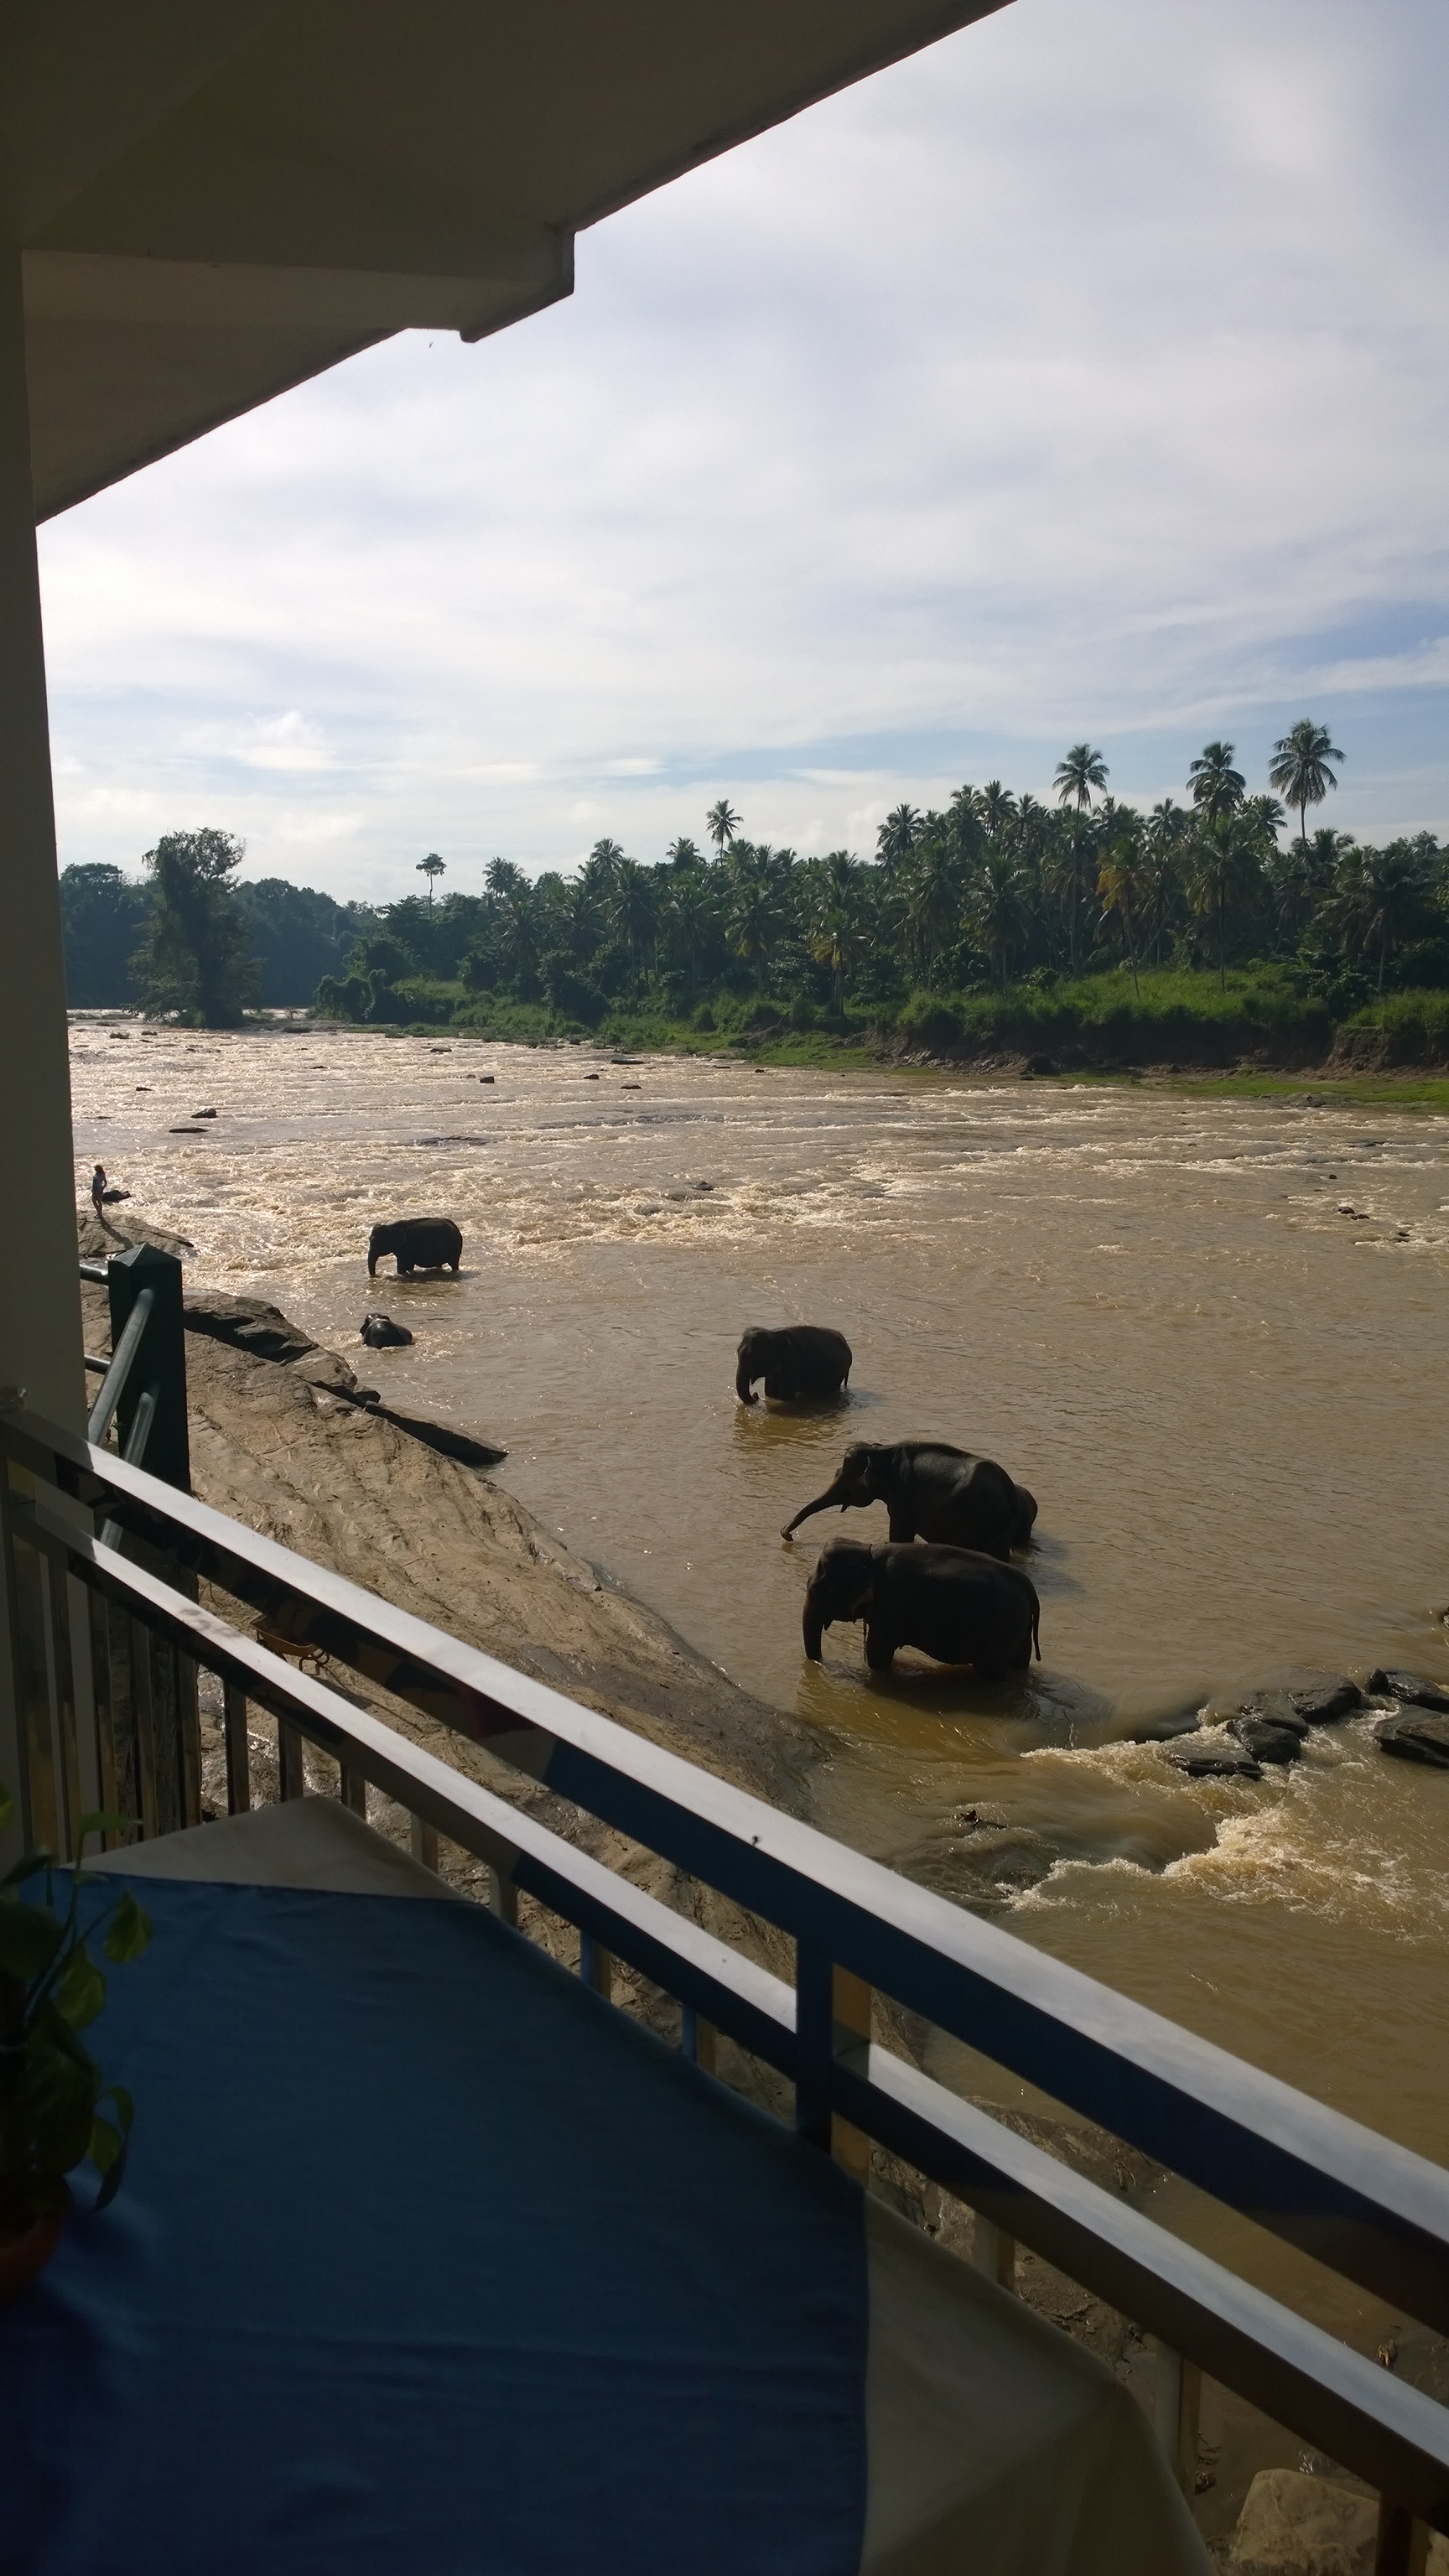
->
38 0 1449 903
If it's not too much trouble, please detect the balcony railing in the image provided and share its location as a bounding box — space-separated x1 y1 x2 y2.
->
3 1389 1447 2571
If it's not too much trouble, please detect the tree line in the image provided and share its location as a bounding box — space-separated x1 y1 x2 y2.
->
58 723 1449 1031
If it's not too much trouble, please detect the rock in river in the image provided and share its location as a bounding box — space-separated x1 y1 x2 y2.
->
1229 1716 1303 1765
1375 1713 1449 1769
1368 1669 1449 1712
1289 1676 1363 1724
1168 1734 1263 1782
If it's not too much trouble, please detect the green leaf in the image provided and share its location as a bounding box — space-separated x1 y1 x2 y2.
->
88 2113 121 2175
54 1943 106 2033
0 1900 65 1981
101 1891 152 1966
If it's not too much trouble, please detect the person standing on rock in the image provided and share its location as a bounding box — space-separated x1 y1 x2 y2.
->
90 1164 107 1219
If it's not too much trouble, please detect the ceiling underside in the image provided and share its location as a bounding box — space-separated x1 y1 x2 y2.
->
7 0 1007 521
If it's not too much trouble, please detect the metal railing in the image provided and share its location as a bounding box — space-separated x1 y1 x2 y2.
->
80 1246 190 1489
3 1400 1447 2568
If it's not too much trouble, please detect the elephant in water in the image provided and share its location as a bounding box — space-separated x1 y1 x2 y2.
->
736 1323 852 1405
802 1538 1040 1677
366 1218 462 1276
782 1440 1036 1560
360 1313 413 1348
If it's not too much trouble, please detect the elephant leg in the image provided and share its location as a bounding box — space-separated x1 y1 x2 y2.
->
865 1623 896 1673
886 1509 916 1544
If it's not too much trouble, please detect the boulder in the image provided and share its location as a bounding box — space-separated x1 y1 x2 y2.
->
1230 1716 1304 1765
1168 1734 1264 1781
1023 1054 1057 1078
1375 1713 1449 1769
1238 1691 1311 1738
1369 1670 1449 1713
1290 1678 1363 1725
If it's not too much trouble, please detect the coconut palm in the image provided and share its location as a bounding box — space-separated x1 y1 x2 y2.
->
1052 744 1108 812
1268 719 1345 849
979 781 1018 839
1142 800 1190 963
1322 841 1433 991
416 852 446 904
876 805 922 875
1097 816 1151 998
667 836 704 870
664 872 714 993
608 858 658 971
706 800 740 862
1186 810 1265 989
726 873 780 992
966 850 1031 991
901 834 961 987
1187 741 1246 824
801 852 863 1010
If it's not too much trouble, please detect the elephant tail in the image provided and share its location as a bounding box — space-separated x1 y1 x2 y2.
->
1031 1593 1041 1662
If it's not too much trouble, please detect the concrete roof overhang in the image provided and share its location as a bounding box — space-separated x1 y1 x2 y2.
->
8 0 1007 522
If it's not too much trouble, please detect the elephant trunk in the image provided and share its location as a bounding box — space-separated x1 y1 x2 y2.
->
780 1475 854 1540
802 1597 827 1661
366 1252 379 1277
735 1359 757 1404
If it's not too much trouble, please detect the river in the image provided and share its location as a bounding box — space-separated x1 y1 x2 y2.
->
70 1022 1449 2257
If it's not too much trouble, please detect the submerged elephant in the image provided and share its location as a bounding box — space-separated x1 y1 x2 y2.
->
782 1440 1036 1560
360 1313 413 1348
735 1323 852 1405
802 1539 1040 1677
366 1218 462 1277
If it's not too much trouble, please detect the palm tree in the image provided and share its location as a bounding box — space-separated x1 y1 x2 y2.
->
667 836 704 870
1322 841 1432 991
726 874 780 992
1187 741 1246 824
706 800 740 862
1052 744 1108 813
1186 810 1265 989
979 781 1018 839
1268 719 1345 849
966 850 1031 991
608 858 658 973
1143 800 1190 963
802 852 862 1010
876 805 922 875
1097 818 1150 998
665 873 714 994
902 834 961 987
416 852 446 904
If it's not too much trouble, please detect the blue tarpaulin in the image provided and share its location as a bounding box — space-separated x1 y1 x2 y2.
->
2 1872 868 2576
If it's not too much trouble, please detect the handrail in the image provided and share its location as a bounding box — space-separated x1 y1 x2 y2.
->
12 1483 1449 2537
86 1287 153 1446
13 1401 1449 2343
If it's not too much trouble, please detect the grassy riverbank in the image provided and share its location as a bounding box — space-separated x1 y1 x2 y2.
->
330 963 1449 1093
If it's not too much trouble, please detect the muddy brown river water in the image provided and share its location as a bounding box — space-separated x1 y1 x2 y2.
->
70 1024 1449 2291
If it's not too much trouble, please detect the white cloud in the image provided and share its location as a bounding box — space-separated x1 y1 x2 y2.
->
38 0 1449 896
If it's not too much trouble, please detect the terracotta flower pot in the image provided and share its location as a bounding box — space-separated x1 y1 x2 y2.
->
0 2212 64 2309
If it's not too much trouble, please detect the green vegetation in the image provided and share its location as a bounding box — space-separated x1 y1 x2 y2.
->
60 859 378 1010
60 726 1449 1071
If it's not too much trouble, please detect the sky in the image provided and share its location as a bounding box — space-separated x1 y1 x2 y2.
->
37 0 1449 905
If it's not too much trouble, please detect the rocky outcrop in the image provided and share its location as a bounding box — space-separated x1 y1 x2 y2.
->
182 1289 377 1403
1369 1670 1449 1712
1375 1713 1449 1768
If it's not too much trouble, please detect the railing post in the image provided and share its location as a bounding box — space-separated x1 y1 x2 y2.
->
579 1931 613 2001
681 2005 717 2074
1154 2343 1202 2496
224 1683 251 1814
105 1247 190 1491
278 1718 304 1801
488 1865 517 1925
339 1763 367 1819
795 1943 872 2177
409 1814 439 1872
1375 2498 1430 2576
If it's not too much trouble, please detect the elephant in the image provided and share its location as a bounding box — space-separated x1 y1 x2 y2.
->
802 1539 1041 1677
782 1440 1036 1560
360 1313 413 1348
366 1218 462 1277
735 1323 852 1405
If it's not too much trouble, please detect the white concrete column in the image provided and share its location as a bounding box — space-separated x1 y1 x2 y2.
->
0 246 84 1429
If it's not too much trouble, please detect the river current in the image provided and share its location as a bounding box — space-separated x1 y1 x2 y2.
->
70 1023 1449 2213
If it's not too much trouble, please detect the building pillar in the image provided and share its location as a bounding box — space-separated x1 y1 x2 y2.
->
0 247 84 1430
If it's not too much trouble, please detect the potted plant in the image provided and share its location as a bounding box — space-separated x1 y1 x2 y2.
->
1 1784 151 2304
